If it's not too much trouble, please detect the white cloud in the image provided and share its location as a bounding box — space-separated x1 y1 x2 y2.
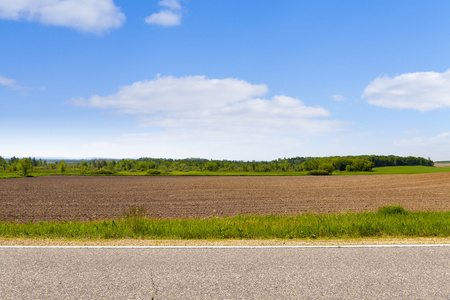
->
158 0 182 11
393 132 450 160
394 132 450 146
75 75 268 113
332 94 345 102
0 0 125 34
136 94 335 137
74 75 345 152
145 10 181 27
363 69 450 112
0 75 19 89
145 0 183 27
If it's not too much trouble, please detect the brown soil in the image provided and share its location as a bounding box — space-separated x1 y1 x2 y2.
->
1 174 449 222
434 163 450 167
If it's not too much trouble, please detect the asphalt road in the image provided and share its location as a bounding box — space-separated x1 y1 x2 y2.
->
0 246 449 299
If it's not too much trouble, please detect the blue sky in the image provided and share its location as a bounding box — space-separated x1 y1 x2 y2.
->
1 0 450 161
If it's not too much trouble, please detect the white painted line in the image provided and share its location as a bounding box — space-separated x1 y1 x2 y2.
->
0 244 449 249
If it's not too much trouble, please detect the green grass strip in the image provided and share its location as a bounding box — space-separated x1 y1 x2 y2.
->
1 206 448 240
3 165 450 178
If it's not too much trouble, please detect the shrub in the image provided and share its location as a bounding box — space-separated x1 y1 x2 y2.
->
318 162 334 174
377 205 407 215
59 161 67 173
90 169 115 175
307 170 330 176
18 158 33 177
345 164 356 172
146 169 161 175
346 159 374 172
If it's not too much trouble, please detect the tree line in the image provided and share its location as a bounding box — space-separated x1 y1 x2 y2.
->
0 155 434 176
297 155 433 173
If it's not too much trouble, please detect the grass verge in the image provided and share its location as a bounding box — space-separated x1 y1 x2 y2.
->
3 165 450 178
1 206 448 240
1 237 448 246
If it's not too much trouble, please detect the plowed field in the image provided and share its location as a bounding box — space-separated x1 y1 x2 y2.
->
1 174 449 222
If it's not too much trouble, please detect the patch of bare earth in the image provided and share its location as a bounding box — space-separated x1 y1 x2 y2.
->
434 163 450 167
1 174 449 223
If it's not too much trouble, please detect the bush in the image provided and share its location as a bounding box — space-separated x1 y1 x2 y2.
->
18 158 33 177
318 162 334 174
377 205 407 215
146 169 161 175
345 165 355 172
59 161 67 173
307 170 330 176
346 159 374 172
90 169 115 175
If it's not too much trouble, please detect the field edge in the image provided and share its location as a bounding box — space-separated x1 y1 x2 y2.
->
1 237 449 246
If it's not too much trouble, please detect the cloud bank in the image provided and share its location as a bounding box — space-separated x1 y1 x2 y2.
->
363 69 450 112
0 0 125 34
145 0 182 27
75 75 341 136
73 75 345 159
395 132 450 147
393 132 450 159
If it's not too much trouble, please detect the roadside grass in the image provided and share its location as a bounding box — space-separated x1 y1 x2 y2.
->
1 206 448 240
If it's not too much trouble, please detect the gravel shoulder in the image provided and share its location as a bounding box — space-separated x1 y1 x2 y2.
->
1 237 449 246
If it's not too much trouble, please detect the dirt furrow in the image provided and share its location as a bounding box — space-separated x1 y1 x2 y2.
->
1 174 449 222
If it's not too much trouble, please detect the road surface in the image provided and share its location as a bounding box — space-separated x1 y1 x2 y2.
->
1 245 449 299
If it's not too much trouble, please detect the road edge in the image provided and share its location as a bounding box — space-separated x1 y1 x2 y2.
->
0 237 449 246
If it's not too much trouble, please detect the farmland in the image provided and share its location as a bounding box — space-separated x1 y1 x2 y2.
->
1 173 449 223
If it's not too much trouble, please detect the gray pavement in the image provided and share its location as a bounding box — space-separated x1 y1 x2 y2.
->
0 246 449 299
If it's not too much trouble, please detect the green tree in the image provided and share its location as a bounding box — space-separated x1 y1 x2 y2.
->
148 161 157 169
107 160 116 171
0 156 7 170
318 162 334 174
18 158 33 177
81 160 89 171
259 164 270 172
205 161 218 171
59 161 67 173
